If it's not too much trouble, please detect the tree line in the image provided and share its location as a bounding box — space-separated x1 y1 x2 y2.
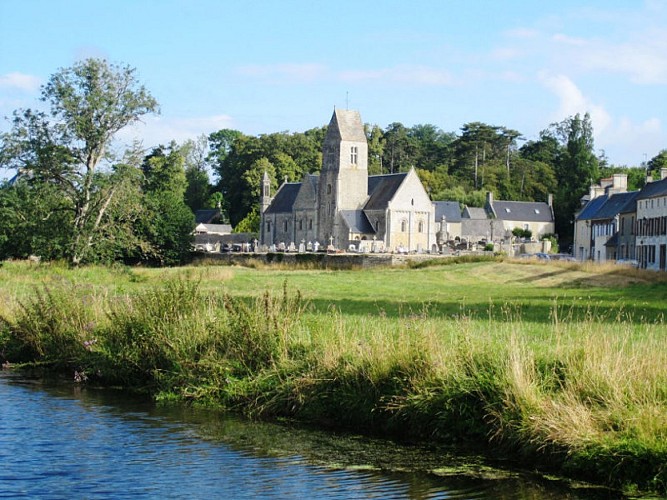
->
0 59 662 265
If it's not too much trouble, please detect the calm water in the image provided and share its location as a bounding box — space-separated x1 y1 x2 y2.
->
0 372 621 499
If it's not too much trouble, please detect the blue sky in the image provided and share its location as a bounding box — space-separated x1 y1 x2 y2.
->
2 0 667 173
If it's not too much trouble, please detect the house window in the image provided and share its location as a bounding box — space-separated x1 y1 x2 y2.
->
401 220 407 232
350 146 358 164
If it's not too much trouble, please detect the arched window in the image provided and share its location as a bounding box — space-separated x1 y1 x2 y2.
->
267 221 272 232
418 220 424 233
327 184 332 194
309 219 313 230
299 219 303 230
401 220 407 232
283 220 288 232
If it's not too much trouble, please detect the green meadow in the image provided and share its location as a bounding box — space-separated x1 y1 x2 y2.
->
1 257 666 495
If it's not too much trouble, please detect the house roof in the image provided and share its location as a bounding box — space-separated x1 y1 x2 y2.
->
591 191 639 221
264 182 302 214
340 210 375 234
433 201 462 223
491 200 553 222
462 206 488 220
194 209 222 224
576 194 609 221
364 173 407 210
636 177 667 200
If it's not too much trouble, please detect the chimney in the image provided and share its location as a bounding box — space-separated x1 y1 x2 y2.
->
661 168 667 180
612 173 627 193
547 193 553 207
486 191 494 206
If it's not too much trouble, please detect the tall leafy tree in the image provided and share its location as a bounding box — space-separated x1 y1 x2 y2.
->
0 58 158 264
138 144 194 266
550 113 599 243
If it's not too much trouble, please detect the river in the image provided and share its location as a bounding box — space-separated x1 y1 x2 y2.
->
0 372 622 499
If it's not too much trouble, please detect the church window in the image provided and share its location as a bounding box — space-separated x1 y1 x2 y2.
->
309 219 313 230
267 221 272 232
351 146 358 164
283 220 288 232
327 184 332 194
299 219 303 230
418 221 424 233
401 220 407 232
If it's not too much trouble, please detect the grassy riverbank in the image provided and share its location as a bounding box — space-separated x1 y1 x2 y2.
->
1 258 666 495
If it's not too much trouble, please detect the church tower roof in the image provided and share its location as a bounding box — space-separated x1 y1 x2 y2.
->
327 109 366 142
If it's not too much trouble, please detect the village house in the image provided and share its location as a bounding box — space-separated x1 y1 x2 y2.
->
573 174 629 261
634 171 667 270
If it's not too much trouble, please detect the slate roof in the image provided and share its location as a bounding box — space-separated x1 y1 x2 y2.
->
364 173 407 210
195 209 222 224
636 177 667 200
433 201 462 222
264 183 302 214
591 191 639 221
340 210 375 234
491 200 553 222
576 194 608 221
462 207 488 220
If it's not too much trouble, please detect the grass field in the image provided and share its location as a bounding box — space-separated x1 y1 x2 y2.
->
1 257 666 494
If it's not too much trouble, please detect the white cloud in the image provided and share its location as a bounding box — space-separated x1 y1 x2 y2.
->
538 72 611 132
116 114 235 149
549 27 667 84
0 72 41 92
538 71 666 165
598 117 664 166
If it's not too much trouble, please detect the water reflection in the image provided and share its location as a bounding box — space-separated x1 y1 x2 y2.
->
0 373 622 499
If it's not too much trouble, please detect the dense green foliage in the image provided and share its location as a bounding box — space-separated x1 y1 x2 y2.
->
0 260 666 495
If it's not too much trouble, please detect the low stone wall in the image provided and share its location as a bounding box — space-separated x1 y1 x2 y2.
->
192 251 455 269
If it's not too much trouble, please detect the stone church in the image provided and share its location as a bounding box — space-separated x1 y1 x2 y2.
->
260 109 437 252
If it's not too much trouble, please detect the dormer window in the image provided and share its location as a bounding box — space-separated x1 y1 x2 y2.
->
350 146 358 164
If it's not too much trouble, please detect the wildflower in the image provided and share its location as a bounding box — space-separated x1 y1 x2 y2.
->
83 339 97 351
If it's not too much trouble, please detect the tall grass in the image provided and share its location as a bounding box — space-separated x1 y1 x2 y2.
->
1 266 666 494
